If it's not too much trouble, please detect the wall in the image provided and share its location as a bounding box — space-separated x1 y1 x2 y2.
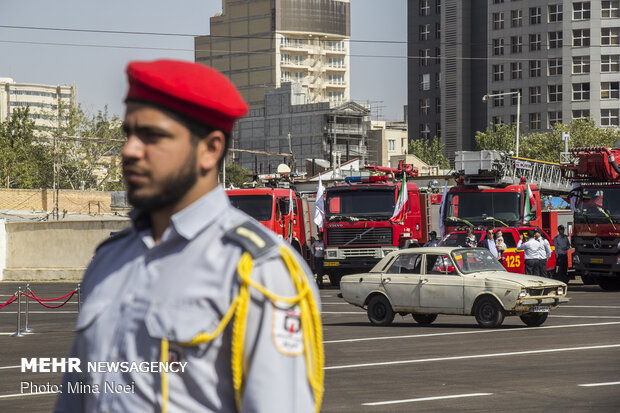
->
0 188 115 214
0 218 131 281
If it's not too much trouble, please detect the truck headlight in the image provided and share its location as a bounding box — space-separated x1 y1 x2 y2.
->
327 250 337 259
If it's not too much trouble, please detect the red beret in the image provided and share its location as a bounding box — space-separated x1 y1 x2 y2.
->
125 59 248 133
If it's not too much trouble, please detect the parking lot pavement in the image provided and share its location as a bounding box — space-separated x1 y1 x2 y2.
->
1 282 619 412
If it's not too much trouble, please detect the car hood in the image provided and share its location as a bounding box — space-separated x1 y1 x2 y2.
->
469 271 563 287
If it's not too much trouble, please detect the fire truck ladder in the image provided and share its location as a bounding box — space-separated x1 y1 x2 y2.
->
455 150 572 194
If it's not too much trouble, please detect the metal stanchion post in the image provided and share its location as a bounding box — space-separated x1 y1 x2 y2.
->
77 283 81 313
10 287 24 337
21 283 33 333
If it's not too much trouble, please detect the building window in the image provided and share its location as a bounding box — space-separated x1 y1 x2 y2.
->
293 55 305 65
493 12 505 30
436 0 441 14
572 83 590 101
436 97 441 114
529 113 542 130
420 73 431 90
281 70 291 82
548 5 563 22
493 0 504 3
511 36 523 53
529 60 542 77
573 29 590 47
601 55 620 72
281 54 291 64
601 82 620 99
511 62 523 79
388 140 396 151
492 90 504 107
328 91 344 102
572 110 590 120
548 32 563 49
529 86 542 103
419 123 431 139
511 9 523 27
548 58 562 75
602 1 620 18
572 56 591 74
601 109 620 126
493 38 505 55
492 116 505 126
548 111 562 127
530 7 542 24
328 57 345 68
493 64 505 81
435 23 441 39
436 123 441 138
573 2 591 20
435 72 441 89
510 88 522 106
419 49 431 66
435 47 441 64
327 74 344 84
601 28 620 45
548 85 563 102
328 40 344 50
419 0 430 16
419 98 430 115
419 24 430 41
529 33 541 51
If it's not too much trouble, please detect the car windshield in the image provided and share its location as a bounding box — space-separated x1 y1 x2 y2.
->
444 192 521 226
575 188 620 224
451 249 505 274
439 232 482 247
228 194 273 221
326 188 395 220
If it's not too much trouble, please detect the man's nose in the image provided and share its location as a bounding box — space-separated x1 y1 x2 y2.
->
122 135 145 159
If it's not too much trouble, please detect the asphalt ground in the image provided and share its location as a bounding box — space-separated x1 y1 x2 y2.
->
1 281 619 412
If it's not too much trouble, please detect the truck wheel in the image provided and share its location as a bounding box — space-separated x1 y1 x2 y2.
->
598 278 620 291
474 297 505 328
412 314 437 325
367 295 395 326
519 312 548 327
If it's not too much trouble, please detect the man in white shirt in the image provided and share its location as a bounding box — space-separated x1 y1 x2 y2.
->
553 225 571 283
535 229 552 277
517 230 541 276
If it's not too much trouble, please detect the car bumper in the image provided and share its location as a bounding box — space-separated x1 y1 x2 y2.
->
514 296 570 311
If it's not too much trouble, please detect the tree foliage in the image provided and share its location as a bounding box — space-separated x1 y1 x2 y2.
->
0 108 53 188
475 119 620 162
408 136 450 168
224 162 253 188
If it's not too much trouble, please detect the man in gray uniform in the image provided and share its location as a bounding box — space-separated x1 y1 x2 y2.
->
55 60 323 413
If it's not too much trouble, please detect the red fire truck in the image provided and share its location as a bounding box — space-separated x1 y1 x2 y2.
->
227 186 314 263
322 163 432 286
561 146 620 290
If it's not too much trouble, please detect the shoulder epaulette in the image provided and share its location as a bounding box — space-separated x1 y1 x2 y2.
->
95 227 132 252
223 220 277 259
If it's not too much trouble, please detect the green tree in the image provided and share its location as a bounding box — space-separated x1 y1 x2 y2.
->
408 136 450 168
475 124 517 153
0 107 53 188
224 162 253 188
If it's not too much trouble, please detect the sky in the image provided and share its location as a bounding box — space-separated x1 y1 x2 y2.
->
0 0 407 121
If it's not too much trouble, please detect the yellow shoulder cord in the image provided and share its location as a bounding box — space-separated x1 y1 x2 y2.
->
159 247 324 413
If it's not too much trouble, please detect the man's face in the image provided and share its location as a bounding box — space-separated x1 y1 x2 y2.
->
122 102 199 211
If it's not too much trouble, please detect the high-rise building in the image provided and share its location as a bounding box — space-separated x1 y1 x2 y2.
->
195 0 351 110
0 78 75 131
408 0 620 162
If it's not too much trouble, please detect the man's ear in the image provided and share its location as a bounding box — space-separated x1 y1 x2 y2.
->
197 130 226 171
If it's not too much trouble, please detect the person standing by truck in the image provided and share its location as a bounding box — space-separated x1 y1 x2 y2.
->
535 229 552 277
312 233 325 288
553 225 570 283
518 231 541 276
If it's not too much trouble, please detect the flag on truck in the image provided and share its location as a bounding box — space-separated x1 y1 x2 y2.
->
390 174 409 224
438 181 448 236
287 188 294 243
314 173 325 231
523 181 535 224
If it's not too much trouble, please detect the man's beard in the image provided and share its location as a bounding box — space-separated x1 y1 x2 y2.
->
125 151 198 212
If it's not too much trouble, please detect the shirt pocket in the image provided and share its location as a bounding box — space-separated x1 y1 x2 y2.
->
144 302 223 343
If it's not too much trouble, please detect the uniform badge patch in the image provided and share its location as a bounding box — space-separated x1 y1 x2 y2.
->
272 302 304 356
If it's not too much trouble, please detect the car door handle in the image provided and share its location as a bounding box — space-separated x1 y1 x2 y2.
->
421 278 429 284
383 277 391 283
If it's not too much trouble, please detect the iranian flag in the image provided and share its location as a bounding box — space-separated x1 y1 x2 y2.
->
523 181 535 224
287 188 294 243
390 174 409 224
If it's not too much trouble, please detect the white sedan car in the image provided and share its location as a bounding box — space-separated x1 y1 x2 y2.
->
339 247 569 328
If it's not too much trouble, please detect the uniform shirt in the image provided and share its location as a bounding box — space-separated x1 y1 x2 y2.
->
311 240 324 258
423 238 439 247
536 238 552 260
517 238 540 260
54 186 319 413
553 234 570 256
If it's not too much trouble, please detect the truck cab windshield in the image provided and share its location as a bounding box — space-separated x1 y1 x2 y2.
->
326 188 395 220
444 192 521 226
228 195 273 221
576 188 620 223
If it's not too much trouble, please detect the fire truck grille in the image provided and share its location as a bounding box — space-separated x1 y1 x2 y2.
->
327 228 393 246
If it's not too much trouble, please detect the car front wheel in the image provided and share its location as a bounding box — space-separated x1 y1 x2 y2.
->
412 314 438 325
520 312 548 327
474 297 505 328
367 295 395 326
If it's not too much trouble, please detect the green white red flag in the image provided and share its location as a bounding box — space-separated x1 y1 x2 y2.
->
390 174 409 224
522 181 535 224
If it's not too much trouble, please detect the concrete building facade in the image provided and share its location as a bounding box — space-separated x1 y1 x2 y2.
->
195 0 351 110
233 82 369 174
0 78 75 130
367 120 408 167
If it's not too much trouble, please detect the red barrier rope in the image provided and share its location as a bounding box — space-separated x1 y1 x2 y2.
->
23 290 76 309
27 289 76 302
0 293 17 310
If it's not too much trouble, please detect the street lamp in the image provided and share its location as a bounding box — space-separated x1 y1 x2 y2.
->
482 90 521 157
